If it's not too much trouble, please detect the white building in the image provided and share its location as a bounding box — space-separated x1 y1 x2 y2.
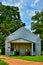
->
5 27 41 56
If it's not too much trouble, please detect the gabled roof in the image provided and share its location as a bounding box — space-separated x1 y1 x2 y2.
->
6 27 40 43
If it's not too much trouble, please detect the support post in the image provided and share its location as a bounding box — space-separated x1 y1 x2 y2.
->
31 43 33 56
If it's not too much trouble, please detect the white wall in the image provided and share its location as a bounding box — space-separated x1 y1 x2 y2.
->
35 39 41 55
5 40 11 55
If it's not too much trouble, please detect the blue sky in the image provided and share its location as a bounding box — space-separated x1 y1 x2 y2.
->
0 0 43 30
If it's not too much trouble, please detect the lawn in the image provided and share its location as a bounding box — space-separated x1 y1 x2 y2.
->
9 56 43 62
41 51 43 55
0 59 8 65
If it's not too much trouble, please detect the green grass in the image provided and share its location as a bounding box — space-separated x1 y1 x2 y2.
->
41 51 43 55
0 59 8 65
8 56 43 62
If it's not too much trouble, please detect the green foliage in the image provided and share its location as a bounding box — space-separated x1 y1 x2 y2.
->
0 2 25 52
41 51 43 55
31 10 43 50
8 56 43 62
0 59 8 65
31 10 43 38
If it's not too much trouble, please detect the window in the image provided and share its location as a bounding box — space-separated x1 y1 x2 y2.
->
33 43 35 52
11 43 14 51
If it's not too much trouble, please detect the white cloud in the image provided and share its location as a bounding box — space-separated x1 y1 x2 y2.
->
14 0 24 9
26 10 35 20
14 0 27 9
31 0 39 7
25 24 31 30
20 10 35 23
2 0 26 9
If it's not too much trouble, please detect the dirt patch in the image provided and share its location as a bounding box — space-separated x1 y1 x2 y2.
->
0 55 43 65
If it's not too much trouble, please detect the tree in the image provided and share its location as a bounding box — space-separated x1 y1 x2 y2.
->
31 10 43 50
0 2 25 53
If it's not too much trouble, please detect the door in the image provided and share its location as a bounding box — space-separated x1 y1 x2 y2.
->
20 44 25 55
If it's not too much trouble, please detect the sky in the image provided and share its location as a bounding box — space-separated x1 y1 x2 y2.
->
0 0 43 30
